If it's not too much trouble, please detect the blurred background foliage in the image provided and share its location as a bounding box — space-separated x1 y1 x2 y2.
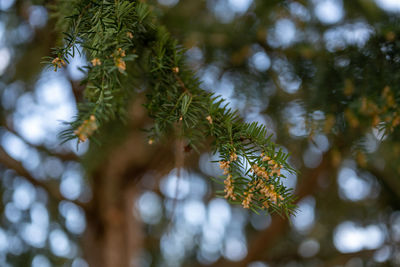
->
1 0 400 266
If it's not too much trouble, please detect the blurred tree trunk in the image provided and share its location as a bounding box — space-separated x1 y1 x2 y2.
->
79 97 178 266
83 174 143 267
81 100 151 267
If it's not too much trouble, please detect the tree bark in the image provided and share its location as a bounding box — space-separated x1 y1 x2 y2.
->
83 147 146 267
81 99 152 267
81 105 177 266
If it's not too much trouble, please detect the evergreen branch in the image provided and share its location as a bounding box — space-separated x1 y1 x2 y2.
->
48 0 297 215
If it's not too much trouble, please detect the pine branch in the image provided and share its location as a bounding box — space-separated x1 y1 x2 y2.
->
48 0 298 215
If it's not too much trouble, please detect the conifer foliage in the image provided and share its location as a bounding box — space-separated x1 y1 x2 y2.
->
47 0 297 215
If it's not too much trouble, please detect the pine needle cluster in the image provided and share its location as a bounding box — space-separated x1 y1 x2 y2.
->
46 0 297 216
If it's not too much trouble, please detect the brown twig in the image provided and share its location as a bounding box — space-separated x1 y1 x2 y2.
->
173 72 192 96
